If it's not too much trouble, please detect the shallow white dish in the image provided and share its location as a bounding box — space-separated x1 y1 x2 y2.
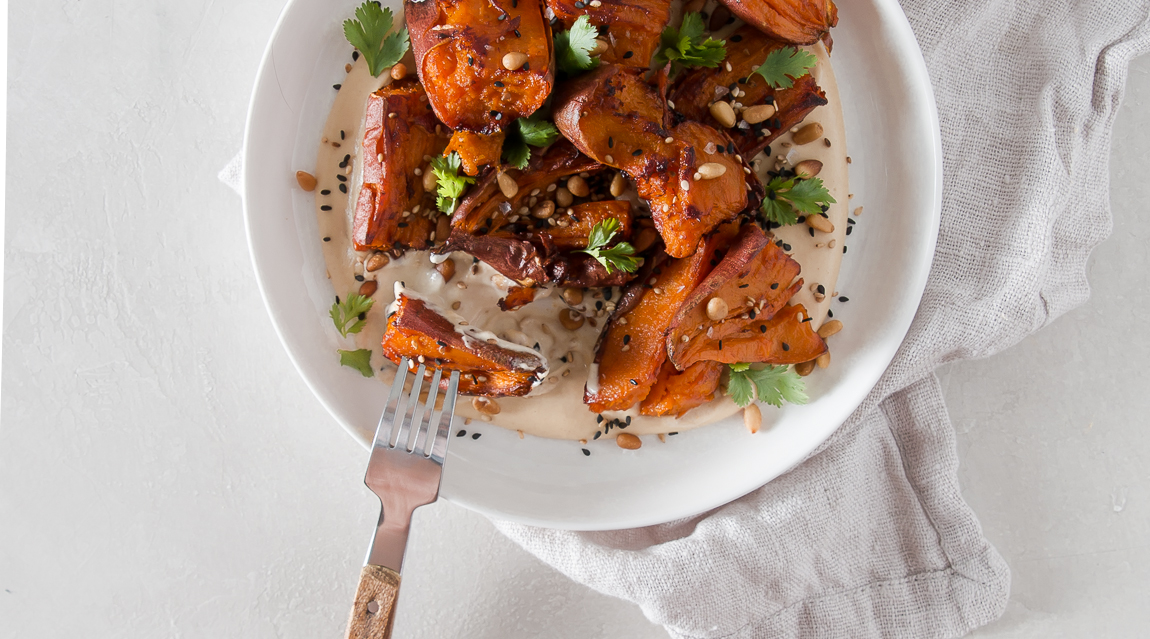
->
243 0 941 530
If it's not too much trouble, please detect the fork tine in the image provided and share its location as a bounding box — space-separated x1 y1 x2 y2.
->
396 363 427 449
429 371 460 463
375 357 411 450
412 367 443 457
406 366 438 453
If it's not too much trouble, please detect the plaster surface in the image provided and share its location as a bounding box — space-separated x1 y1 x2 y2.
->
1 1 1147 637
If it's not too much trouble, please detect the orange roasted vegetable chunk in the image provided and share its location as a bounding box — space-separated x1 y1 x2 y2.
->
639 360 723 417
381 292 548 397
542 200 632 249
673 303 826 368
553 64 757 258
670 25 828 159
353 81 448 251
498 286 538 311
717 0 838 46
406 0 554 175
667 225 803 369
545 0 670 68
585 238 721 412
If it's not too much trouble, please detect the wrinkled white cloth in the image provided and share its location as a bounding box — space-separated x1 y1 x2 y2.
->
491 2 1150 638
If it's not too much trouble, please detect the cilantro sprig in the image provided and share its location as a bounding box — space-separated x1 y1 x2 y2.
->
761 176 836 226
330 293 375 337
502 116 561 169
430 152 476 214
555 15 602 75
726 363 808 408
343 2 410 78
654 13 726 73
338 349 375 377
752 46 817 89
579 218 642 274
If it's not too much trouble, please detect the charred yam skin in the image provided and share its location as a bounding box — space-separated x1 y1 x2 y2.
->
585 237 722 412
381 293 548 396
553 64 757 258
498 285 539 311
451 140 603 235
542 200 632 249
670 26 828 159
353 81 448 251
667 225 802 369
672 302 826 368
718 0 838 46
545 0 670 68
639 360 723 417
406 0 554 175
442 233 635 289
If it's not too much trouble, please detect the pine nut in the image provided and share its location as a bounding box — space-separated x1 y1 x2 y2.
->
709 101 737 128
296 171 317 191
472 396 501 415
817 319 843 338
358 280 378 297
559 308 585 331
532 200 556 219
365 253 389 272
390 63 408 81
502 52 529 70
590 38 609 56
435 258 456 282
436 215 450 243
793 122 824 145
816 350 831 369
562 287 583 306
616 432 642 450
610 172 627 197
706 297 728 321
708 4 730 31
497 172 519 198
555 187 574 207
795 361 815 377
633 227 659 253
566 175 590 197
807 214 834 233
422 168 438 192
741 104 776 124
792 159 823 179
696 162 727 180
744 404 762 434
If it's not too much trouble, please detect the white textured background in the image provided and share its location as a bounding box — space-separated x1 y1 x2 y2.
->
2 1 1147 637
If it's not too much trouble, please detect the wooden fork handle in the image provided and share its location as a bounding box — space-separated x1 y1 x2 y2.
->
345 565 401 639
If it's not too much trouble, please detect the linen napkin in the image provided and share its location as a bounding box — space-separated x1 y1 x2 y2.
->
493 1 1150 637
223 0 1150 636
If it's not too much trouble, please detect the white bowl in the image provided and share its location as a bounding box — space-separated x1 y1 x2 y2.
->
243 0 941 530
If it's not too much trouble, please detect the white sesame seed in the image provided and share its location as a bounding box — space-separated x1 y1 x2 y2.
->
680 179 690 190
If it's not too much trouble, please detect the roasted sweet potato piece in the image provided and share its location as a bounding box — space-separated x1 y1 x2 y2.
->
498 286 538 311
381 292 549 396
717 0 838 46
672 303 826 368
452 140 603 235
444 130 507 177
353 81 448 251
669 25 828 159
667 225 803 369
406 0 554 175
553 64 757 258
639 360 723 417
442 233 636 288
542 200 632 249
545 0 670 68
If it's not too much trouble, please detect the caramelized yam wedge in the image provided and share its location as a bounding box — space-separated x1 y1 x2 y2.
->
639 360 723 417
673 303 826 369
443 233 635 289
381 292 548 396
545 0 670 68
585 239 720 412
406 0 554 175
667 225 802 369
452 140 603 235
353 81 448 251
717 0 838 46
553 64 756 258
670 25 828 159
498 286 538 311
444 130 507 177
542 200 632 249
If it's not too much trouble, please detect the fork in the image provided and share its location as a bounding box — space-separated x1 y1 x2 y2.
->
345 358 461 639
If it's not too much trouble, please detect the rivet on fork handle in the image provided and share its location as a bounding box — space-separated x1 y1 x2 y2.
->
347 565 401 639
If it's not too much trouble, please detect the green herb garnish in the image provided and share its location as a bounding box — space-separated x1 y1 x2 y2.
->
761 176 836 226
654 13 727 73
554 15 602 75
752 46 817 89
339 349 375 377
726 363 808 408
503 116 561 169
330 293 375 338
579 218 642 274
429 152 476 214
343 2 410 78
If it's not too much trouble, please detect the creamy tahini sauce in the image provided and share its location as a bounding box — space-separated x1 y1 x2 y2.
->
314 38 849 441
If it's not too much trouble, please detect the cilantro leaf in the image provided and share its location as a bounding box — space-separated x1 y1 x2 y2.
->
502 116 560 169
430 152 475 214
725 364 808 408
338 349 375 377
330 293 375 337
578 218 643 274
760 176 835 226
655 13 727 73
555 15 601 75
343 2 410 78
752 46 818 89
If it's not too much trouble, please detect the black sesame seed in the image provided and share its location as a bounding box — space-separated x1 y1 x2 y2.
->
397 222 408 228
782 343 790 351
759 324 767 333
523 62 529 70
472 432 482 439
771 282 779 289
749 309 756 319
514 29 521 37
843 246 848 254
321 205 333 211
839 296 850 302
817 284 825 294
608 137 614 148
596 300 603 311
597 415 604 423
320 189 331 195
731 34 743 42
809 227 815 237
593 431 601 440
339 160 348 169
668 431 678 436
339 183 348 194
355 275 364 282
323 237 331 242
802 316 813 323
623 334 631 345
739 283 749 288
629 379 638 385
333 83 342 90
436 340 447 347
719 340 723 350
599 24 610 34
846 226 853 235
582 448 591 456
727 143 736 154
623 50 634 59
352 51 359 61
490 110 499 117
494 81 504 87
782 243 792 251
513 0 518 6
828 309 834 318
632 148 643 156
457 429 467 437
574 0 584 6
468 56 474 65
498 13 506 20
626 416 631 424
337 174 348 182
